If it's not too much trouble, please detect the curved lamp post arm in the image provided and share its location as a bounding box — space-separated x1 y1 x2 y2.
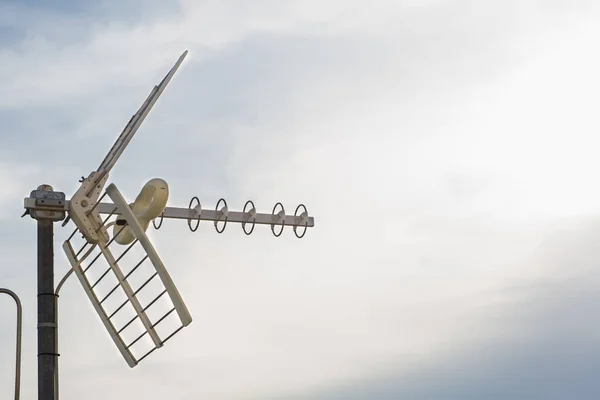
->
0 288 22 400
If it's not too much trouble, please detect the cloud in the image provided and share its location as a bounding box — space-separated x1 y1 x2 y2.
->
302 221 600 399
3 1 600 399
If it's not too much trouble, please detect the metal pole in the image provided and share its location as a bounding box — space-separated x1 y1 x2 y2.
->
26 183 65 400
0 288 22 400
38 218 57 400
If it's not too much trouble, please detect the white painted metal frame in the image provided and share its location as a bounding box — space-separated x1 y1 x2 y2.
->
63 241 137 367
106 184 192 325
62 184 192 368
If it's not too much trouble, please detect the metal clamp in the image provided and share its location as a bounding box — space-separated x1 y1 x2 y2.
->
23 188 67 222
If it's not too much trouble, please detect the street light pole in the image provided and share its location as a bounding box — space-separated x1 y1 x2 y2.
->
0 288 22 400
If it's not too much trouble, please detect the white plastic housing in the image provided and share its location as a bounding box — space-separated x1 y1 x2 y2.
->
114 178 169 245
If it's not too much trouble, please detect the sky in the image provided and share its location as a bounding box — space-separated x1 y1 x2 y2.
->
2 0 600 399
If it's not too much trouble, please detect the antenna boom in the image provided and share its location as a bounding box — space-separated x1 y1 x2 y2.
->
24 199 315 228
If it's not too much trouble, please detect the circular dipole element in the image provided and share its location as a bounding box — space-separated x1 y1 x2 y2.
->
214 198 228 234
293 204 308 239
242 200 256 235
188 196 201 232
152 211 164 229
271 202 285 237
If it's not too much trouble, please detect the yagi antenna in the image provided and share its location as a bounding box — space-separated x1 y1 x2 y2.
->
21 50 315 399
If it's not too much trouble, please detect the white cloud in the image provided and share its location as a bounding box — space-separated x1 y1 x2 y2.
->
3 1 600 399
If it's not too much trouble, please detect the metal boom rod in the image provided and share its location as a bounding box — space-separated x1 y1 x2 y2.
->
99 203 315 227
24 197 315 236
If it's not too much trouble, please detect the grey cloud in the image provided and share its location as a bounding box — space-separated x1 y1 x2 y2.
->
298 222 600 400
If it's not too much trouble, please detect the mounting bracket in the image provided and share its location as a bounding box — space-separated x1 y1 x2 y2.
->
26 188 67 222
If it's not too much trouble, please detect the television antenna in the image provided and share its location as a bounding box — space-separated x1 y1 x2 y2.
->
20 50 315 400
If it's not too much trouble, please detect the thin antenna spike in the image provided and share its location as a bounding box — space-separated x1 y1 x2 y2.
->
136 347 158 364
82 251 103 274
108 299 129 320
160 325 185 345
90 267 112 290
74 242 89 257
126 331 148 349
117 315 139 335
151 307 176 328
142 289 168 312
132 272 159 298
114 239 139 264
124 255 149 280
99 283 121 305
95 50 188 184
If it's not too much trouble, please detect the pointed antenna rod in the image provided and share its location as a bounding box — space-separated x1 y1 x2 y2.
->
92 50 188 194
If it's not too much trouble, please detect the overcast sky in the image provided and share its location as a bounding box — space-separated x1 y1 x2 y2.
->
2 1 600 399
